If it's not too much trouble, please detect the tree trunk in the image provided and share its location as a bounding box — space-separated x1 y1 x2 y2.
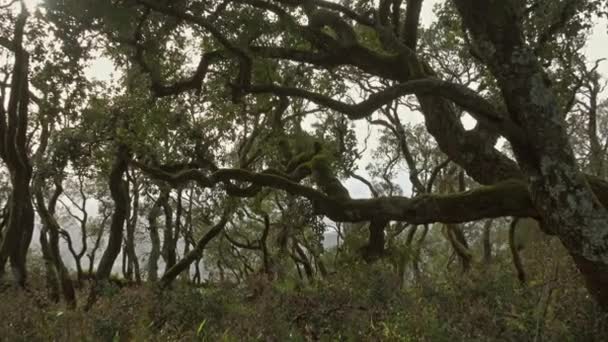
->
181 188 194 282
39 229 60 303
160 192 176 270
453 0 608 309
62 231 83 284
174 189 183 262
585 72 605 178
0 9 35 287
260 212 272 276
125 171 141 283
0 177 35 286
87 212 108 275
35 192 77 308
193 260 201 284
293 241 314 282
412 224 429 283
509 218 527 285
445 223 472 272
181 239 191 282
482 220 493 264
122 243 129 280
95 144 130 280
362 219 388 262
147 190 165 282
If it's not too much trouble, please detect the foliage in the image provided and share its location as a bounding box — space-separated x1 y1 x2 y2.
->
2 250 608 341
1 0 608 339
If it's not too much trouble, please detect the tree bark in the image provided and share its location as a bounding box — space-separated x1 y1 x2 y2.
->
160 191 176 270
362 219 388 262
87 211 109 274
95 144 130 280
445 223 472 272
174 188 183 262
509 218 527 285
482 220 493 264
39 228 60 303
293 240 314 282
34 182 77 308
124 170 141 283
61 230 84 284
0 8 35 287
453 0 608 309
146 189 166 282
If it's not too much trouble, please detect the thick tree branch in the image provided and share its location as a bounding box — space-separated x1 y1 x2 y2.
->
248 79 526 144
401 0 423 50
249 45 410 81
133 158 608 225
134 160 529 223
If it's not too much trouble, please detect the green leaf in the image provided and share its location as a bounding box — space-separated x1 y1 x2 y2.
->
197 319 208 337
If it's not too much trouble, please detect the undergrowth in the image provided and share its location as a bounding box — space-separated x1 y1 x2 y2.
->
1 259 607 341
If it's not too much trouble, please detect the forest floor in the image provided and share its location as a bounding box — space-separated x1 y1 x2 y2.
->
1 259 608 341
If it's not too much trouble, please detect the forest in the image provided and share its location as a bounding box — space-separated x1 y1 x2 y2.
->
1 0 608 340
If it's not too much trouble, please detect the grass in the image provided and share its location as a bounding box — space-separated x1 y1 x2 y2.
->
1 258 607 341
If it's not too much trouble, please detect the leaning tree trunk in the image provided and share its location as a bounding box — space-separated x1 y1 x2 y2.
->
161 214 229 288
453 0 608 309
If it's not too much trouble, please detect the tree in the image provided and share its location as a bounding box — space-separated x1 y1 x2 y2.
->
0 0 597 314
0 2 35 286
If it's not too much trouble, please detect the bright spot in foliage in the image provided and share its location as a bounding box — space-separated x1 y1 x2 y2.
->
23 0 42 10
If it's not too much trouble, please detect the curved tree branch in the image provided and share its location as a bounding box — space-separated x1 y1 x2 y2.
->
247 79 526 144
161 209 231 287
